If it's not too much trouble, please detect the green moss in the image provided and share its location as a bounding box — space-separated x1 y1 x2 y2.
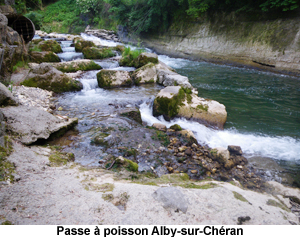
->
1 220 13 225
96 70 114 89
120 110 143 124
21 74 82 93
48 151 75 167
153 87 187 120
114 45 125 53
74 40 96 52
30 51 61 63
176 182 217 189
151 131 170 147
170 124 182 131
0 137 15 183
91 133 110 146
266 199 290 212
12 60 29 73
85 183 115 192
38 40 63 53
123 158 138 172
82 47 115 59
102 193 114 201
196 104 209 112
232 191 248 202
55 61 102 73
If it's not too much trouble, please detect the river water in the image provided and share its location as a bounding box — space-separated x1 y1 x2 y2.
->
52 33 300 184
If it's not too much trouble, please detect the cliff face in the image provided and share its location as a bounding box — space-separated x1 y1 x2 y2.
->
141 13 300 74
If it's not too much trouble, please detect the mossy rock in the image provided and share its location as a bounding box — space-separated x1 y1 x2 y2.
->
31 38 44 44
120 109 143 124
49 151 75 167
116 157 138 172
30 51 61 63
153 86 187 121
82 47 116 59
37 40 63 53
91 133 110 147
119 55 139 68
74 40 96 52
97 70 132 89
137 52 159 68
22 63 83 93
54 60 102 73
170 124 182 131
114 45 125 53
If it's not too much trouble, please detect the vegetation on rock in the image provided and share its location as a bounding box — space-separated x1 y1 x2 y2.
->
82 47 115 59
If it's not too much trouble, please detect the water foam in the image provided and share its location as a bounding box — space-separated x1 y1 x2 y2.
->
139 101 300 161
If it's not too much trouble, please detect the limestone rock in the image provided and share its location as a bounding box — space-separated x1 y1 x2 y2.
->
22 63 83 93
82 47 115 60
0 13 8 25
211 147 230 164
131 63 157 85
153 86 227 128
1 106 78 145
137 52 158 67
157 69 192 89
97 70 132 89
51 59 102 73
0 82 18 106
29 51 61 63
6 26 22 45
152 187 188 213
37 40 63 53
152 123 167 132
178 94 227 129
74 38 96 52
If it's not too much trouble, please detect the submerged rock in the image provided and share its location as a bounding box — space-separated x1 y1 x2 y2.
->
97 70 132 89
1 106 78 145
21 63 83 93
153 86 227 129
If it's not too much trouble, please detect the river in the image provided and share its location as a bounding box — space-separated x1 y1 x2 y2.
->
49 33 300 185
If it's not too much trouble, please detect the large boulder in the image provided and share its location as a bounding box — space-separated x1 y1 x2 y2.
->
156 63 192 89
153 86 227 129
0 82 18 106
120 52 159 68
97 70 132 89
0 106 78 145
37 40 63 53
137 52 158 67
82 47 115 59
74 37 96 52
29 51 61 63
131 63 157 85
51 59 102 73
21 63 83 93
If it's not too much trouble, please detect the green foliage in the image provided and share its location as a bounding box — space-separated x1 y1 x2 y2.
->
82 47 115 59
119 47 144 67
25 11 43 30
12 60 29 72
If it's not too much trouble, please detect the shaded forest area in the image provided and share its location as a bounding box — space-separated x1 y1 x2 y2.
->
2 0 300 34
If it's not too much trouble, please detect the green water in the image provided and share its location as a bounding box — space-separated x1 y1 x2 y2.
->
173 59 300 138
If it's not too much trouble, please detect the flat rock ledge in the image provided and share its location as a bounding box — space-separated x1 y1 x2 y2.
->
1 106 78 145
0 142 299 225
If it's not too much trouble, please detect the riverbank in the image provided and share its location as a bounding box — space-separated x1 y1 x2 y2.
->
1 31 300 225
140 14 300 77
1 140 300 225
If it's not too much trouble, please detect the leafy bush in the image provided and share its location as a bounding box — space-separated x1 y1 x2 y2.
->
25 11 43 30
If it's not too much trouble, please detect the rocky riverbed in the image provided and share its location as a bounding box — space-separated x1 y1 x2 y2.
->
0 30 300 225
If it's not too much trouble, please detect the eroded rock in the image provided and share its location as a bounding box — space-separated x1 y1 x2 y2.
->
1 106 78 145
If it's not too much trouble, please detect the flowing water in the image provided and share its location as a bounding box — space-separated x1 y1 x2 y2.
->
52 34 300 184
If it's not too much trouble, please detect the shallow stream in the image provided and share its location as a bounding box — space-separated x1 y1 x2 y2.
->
49 33 300 185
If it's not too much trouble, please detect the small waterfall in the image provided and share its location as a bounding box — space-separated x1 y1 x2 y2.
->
57 40 83 62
